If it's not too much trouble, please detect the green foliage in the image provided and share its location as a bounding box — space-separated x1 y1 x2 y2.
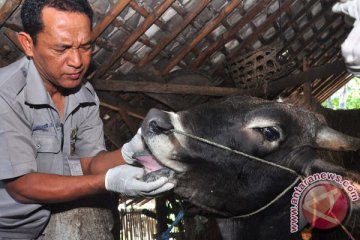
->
322 77 360 109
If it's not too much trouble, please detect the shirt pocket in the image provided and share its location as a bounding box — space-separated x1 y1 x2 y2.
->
32 134 61 153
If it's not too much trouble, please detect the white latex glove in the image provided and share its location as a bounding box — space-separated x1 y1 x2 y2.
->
105 164 174 197
333 0 360 76
121 128 146 164
333 0 360 20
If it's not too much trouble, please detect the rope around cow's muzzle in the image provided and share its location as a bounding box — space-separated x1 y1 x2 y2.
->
169 128 303 218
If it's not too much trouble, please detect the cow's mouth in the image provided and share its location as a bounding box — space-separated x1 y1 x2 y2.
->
133 149 177 183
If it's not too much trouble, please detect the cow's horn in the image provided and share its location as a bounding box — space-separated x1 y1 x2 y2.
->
316 126 360 151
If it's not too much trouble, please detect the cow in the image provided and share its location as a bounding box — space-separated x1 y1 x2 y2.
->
139 96 360 240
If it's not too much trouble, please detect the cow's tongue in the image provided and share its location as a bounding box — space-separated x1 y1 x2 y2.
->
133 150 163 172
134 150 175 184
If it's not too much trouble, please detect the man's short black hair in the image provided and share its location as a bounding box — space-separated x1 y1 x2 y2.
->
21 0 93 45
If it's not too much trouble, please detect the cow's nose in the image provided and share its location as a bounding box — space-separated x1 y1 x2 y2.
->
142 108 174 135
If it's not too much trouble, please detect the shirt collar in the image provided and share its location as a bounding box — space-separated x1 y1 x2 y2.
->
73 81 97 105
25 59 96 108
25 59 51 105
66 82 97 120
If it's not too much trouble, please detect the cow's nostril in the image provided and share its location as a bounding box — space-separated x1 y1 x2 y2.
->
142 108 174 136
149 120 161 134
149 120 173 134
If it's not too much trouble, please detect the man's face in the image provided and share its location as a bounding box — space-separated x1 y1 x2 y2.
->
30 7 92 90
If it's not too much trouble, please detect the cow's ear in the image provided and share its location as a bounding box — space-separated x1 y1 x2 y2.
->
315 126 360 152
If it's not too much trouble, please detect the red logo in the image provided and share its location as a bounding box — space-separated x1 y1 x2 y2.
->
301 181 350 229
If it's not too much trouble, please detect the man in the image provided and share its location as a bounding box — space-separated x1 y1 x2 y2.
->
0 0 173 239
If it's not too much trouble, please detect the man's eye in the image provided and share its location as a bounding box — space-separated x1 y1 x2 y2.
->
81 46 91 51
55 48 66 52
54 47 68 53
256 127 280 141
81 45 92 51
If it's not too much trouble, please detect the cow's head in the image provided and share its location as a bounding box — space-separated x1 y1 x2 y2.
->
140 96 360 217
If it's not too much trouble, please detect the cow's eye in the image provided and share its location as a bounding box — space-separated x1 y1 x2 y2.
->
256 127 280 141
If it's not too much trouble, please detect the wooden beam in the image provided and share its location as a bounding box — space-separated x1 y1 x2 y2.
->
0 0 21 29
93 79 252 96
137 0 210 68
160 0 241 75
310 56 344 96
91 0 132 41
264 60 346 97
91 60 346 96
302 58 312 104
94 0 175 79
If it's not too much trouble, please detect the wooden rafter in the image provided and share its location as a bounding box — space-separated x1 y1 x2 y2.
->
129 1 167 31
313 72 345 98
91 0 132 41
137 0 210 68
160 0 241 75
291 18 343 61
190 0 273 68
94 0 175 79
316 73 352 102
227 0 293 60
265 0 325 45
311 32 347 66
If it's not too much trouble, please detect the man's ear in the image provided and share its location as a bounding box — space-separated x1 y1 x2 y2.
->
18 31 34 57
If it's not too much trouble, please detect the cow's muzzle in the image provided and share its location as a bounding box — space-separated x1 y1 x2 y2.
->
142 108 174 135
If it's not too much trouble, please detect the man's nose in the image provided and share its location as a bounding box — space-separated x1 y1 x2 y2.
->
68 48 83 68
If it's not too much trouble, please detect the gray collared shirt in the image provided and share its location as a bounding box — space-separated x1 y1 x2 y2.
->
0 57 106 239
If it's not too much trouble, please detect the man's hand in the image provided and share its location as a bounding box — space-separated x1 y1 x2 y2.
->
121 128 146 164
333 0 360 76
104 164 174 197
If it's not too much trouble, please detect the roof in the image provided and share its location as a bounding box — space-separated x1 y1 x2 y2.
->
0 0 353 148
